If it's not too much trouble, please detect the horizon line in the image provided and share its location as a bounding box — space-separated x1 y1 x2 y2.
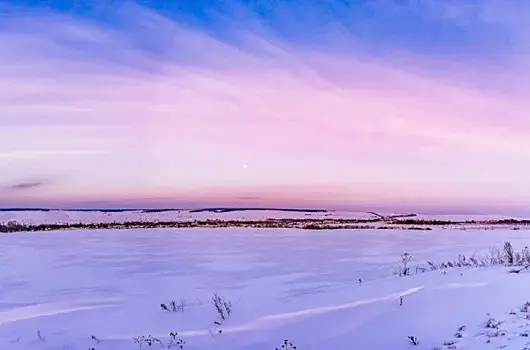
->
0 206 330 212
0 206 518 217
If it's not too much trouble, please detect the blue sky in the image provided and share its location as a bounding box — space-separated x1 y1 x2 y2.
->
4 0 515 60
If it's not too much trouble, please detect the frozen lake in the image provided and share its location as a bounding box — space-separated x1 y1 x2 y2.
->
1 227 530 349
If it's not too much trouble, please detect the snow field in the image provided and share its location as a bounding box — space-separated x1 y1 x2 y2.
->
1 227 530 349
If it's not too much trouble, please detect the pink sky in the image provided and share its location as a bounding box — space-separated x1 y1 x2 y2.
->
1 2 530 214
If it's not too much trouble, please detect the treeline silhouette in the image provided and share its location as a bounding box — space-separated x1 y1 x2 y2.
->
1 217 529 233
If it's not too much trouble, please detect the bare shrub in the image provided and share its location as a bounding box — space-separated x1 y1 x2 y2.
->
408 335 419 345
211 293 232 322
489 247 503 265
399 253 412 276
485 318 502 329
504 241 515 265
400 241 530 278
522 246 530 264
456 254 471 267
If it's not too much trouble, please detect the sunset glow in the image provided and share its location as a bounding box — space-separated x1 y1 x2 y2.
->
1 0 530 214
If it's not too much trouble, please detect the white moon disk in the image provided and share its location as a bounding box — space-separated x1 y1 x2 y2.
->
242 164 248 170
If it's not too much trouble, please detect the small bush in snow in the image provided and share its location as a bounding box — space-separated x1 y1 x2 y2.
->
408 335 419 345
399 253 413 276
485 318 503 329
133 332 185 349
456 254 471 267
504 241 515 265
485 329 506 338
275 339 297 349
515 245 529 265
489 247 503 265
398 241 530 277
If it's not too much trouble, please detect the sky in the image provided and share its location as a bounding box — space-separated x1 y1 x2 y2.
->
1 0 530 214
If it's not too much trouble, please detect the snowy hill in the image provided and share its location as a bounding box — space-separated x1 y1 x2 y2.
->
0 208 527 228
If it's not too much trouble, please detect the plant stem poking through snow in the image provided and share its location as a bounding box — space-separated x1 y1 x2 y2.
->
398 241 530 278
408 335 419 345
133 333 185 349
161 300 187 313
91 335 101 344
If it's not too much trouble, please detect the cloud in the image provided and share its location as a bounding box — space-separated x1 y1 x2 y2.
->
0 149 106 160
1 180 49 193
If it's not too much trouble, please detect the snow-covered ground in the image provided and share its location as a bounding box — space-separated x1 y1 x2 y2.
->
0 208 525 226
2 227 530 349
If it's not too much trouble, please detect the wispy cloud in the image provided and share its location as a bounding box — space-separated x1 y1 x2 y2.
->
0 149 106 160
1 180 49 193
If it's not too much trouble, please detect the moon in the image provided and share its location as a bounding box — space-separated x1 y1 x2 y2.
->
241 164 248 170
